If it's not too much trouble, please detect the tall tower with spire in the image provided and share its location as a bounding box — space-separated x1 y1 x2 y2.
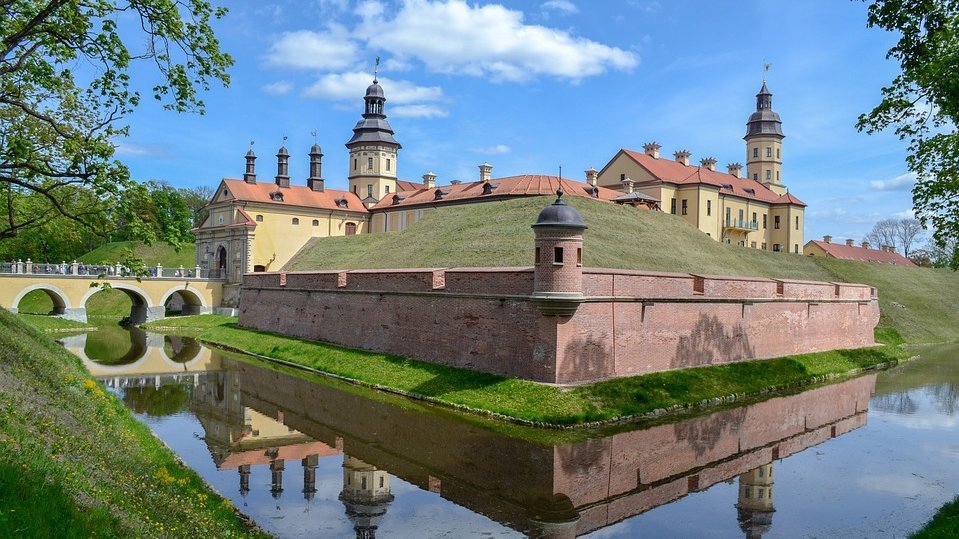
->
744 74 786 195
346 59 401 206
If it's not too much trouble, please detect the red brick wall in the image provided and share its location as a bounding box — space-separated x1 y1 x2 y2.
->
239 268 880 384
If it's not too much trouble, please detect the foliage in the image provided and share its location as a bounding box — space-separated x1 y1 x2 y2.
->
857 0 959 269
78 240 196 268
0 310 265 537
122 384 191 417
191 319 906 425
179 185 214 228
865 217 925 256
0 0 232 246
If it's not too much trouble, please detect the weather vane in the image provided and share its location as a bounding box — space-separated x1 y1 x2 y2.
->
763 61 772 82
310 130 317 142
249 140 254 149
374 56 380 82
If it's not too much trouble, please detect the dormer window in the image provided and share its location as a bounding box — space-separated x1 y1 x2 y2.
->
743 187 755 195
391 194 406 205
434 188 449 200
270 190 284 202
721 183 733 190
482 182 499 195
586 185 599 198
335 198 349 208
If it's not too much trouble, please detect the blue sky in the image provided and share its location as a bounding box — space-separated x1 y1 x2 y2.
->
116 0 916 245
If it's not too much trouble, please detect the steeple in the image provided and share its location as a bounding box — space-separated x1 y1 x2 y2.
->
346 67 402 201
744 82 783 139
744 78 786 195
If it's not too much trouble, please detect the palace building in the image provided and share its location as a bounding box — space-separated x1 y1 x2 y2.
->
596 81 806 253
193 76 808 291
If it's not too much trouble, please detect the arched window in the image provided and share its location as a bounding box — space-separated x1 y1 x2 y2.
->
255 215 263 222
345 222 357 236
312 219 319 226
292 217 300 225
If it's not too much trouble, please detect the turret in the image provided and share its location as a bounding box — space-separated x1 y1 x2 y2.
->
275 145 290 188
531 190 586 316
744 80 786 194
346 75 401 199
243 149 257 184
340 455 394 539
307 143 324 191
736 464 775 539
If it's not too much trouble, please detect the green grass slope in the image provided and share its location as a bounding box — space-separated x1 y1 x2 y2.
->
78 240 196 268
286 196 959 344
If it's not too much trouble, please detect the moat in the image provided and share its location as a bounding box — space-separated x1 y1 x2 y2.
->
63 326 959 538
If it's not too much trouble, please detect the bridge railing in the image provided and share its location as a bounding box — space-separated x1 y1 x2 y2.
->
1 260 226 280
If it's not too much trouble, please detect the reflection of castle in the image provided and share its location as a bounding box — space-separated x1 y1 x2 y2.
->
737 464 775 539
340 455 395 539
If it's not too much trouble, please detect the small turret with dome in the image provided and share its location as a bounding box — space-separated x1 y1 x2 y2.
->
347 58 401 204
531 190 587 317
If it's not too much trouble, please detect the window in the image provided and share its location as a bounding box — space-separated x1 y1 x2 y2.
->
753 147 758 158
218 215 223 225
367 157 374 170
577 247 582 266
766 169 771 180
753 173 758 180
751 241 757 248
725 207 731 223
554 246 564 264
535 247 541 264
670 198 677 214
752 212 757 225
292 218 299 225
707 200 712 216
385 185 390 194
312 219 319 226
352 185 357 194
763 214 767 229
773 243 781 252
762 242 767 250
353 158 357 170
776 170 780 181
367 184 373 197
386 158 391 171
379 476 384 488
794 244 800 253
345 222 357 235
681 199 688 215
620 173 626 181
222 189 228 196
255 215 263 222
739 240 746 247
777 148 781 159
766 146 772 157
738 209 744 221
759 468 765 478
795 216 800 230
774 215 781 229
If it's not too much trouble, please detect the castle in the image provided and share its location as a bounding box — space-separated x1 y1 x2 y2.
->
194 76 805 286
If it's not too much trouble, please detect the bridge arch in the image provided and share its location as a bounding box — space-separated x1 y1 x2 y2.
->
11 284 73 318
158 285 210 316
80 282 158 324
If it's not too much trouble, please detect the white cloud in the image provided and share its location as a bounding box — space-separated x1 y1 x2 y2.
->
870 172 917 191
266 26 358 70
302 72 444 104
472 144 511 154
894 208 917 219
114 141 171 157
353 0 637 81
391 104 449 118
541 0 578 15
262 80 293 95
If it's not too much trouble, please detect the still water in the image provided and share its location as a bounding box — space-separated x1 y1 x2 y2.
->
61 327 959 538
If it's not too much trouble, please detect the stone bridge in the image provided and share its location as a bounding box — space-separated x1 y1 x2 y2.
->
0 262 225 323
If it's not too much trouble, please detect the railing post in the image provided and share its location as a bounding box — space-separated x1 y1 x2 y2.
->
156 264 162 278
71 260 79 275
25 259 33 274
194 265 201 279
114 262 122 276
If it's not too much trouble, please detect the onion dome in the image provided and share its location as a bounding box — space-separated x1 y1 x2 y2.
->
532 190 587 230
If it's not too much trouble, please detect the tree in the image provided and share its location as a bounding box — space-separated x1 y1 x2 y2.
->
857 0 959 269
865 217 926 255
179 185 214 228
0 1 232 247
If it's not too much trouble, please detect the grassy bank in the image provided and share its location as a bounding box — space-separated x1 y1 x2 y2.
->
148 316 907 426
287 196 959 345
913 496 959 538
0 310 265 537
17 313 96 333
78 240 196 268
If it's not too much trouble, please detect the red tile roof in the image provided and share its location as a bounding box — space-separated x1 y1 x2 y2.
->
806 240 917 266
615 149 806 207
369 175 622 211
221 179 368 212
396 179 424 191
218 441 341 469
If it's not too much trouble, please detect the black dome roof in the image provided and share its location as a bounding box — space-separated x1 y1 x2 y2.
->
532 190 587 230
366 81 385 98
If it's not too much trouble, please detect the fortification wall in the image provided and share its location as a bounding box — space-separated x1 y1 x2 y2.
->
239 268 879 384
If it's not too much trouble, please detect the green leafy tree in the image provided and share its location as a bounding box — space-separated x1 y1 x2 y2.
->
857 0 959 269
179 185 214 228
0 0 232 246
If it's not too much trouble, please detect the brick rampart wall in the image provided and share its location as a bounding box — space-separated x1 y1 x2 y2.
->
239 267 880 384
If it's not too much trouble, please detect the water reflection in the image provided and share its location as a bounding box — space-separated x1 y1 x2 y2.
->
73 330 959 538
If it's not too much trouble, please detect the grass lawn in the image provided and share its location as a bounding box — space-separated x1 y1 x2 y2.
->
141 314 239 336
913 496 959 538
78 240 196 269
0 310 266 538
171 316 907 426
17 313 96 333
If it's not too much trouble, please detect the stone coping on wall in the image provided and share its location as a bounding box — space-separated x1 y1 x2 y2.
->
242 267 878 302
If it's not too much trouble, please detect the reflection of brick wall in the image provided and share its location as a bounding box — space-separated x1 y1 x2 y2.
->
239 268 880 384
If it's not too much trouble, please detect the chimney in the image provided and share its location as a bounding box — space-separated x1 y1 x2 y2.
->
823 235 832 244
422 171 436 190
584 167 599 186
479 162 493 183
243 149 257 184
643 142 661 158
275 145 290 188
307 144 324 191
727 162 743 177
862 240 871 250
845 239 855 247
700 157 717 171
622 176 635 194
674 150 691 166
